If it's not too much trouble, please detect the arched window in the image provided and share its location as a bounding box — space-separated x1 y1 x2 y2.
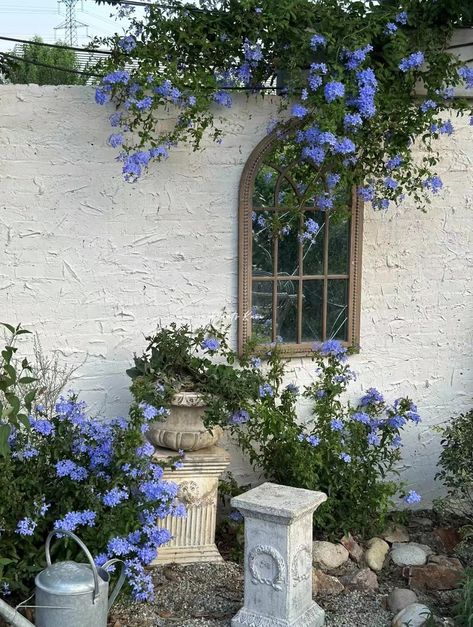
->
238 133 363 356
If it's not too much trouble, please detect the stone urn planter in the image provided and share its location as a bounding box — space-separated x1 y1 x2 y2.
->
146 391 223 451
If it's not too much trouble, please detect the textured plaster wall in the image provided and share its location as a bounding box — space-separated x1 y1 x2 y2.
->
1 85 472 503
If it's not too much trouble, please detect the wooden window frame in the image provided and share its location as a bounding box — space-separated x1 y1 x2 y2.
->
238 133 364 357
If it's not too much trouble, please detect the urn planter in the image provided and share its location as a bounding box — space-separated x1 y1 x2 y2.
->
146 391 223 452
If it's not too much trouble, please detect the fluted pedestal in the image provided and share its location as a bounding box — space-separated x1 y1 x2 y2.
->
152 445 230 564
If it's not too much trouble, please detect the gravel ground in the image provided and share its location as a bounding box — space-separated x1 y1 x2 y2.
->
109 562 393 627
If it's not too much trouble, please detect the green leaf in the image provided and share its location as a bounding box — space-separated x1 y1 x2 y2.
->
0 323 16 334
18 377 36 385
0 424 11 457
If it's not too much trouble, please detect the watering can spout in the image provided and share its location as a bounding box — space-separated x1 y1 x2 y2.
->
0 598 34 627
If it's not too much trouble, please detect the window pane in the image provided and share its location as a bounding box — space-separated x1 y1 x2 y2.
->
302 212 325 276
302 280 323 342
253 165 278 207
328 215 350 274
278 222 299 277
276 178 298 209
276 279 298 343
327 279 348 341
252 211 273 276
252 280 273 342
288 161 322 206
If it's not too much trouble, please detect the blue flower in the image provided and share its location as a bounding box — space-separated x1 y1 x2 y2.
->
306 435 320 447
334 138 356 155
399 51 425 72
212 90 233 107
103 487 129 507
368 432 381 446
310 34 326 50
16 517 36 536
258 383 273 398
391 435 402 449
360 388 384 406
420 99 437 113
339 452 351 463
404 490 421 505
344 45 373 70
135 96 154 111
358 186 375 201
384 22 398 35
95 88 108 105
29 416 54 436
326 173 341 188
330 419 344 431
388 415 406 429
352 411 370 424
250 357 261 368
107 536 133 556
423 176 443 194
201 337 220 352
243 39 263 64
386 154 402 170
285 384 299 395
458 66 473 89
344 113 363 130
384 176 398 190
55 460 88 481
314 339 348 361
396 11 408 24
302 146 325 165
292 103 308 118
229 409 250 424
108 133 124 148
439 121 454 135
324 81 345 103
229 510 243 522
103 70 130 85
118 35 136 53
54 510 96 532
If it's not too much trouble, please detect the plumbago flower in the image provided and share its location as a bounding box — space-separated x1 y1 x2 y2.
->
233 336 423 536
0 395 184 600
92 0 472 220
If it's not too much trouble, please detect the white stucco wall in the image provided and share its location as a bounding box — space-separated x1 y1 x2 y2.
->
1 85 472 503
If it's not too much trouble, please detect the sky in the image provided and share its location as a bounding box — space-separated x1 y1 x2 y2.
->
0 0 131 52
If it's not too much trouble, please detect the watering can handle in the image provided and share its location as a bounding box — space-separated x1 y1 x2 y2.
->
45 529 101 604
102 559 126 610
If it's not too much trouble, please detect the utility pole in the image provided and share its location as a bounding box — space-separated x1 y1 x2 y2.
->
55 0 89 46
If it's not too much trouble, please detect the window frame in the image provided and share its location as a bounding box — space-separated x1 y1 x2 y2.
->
238 132 364 356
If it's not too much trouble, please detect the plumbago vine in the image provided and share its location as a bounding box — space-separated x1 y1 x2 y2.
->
94 0 473 225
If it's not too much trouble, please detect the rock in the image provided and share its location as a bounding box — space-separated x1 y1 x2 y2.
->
312 569 344 596
383 525 410 544
387 588 418 613
343 568 379 591
340 533 364 563
365 537 390 571
312 541 349 570
406 561 464 591
412 517 434 530
433 527 461 554
428 555 463 570
391 543 428 567
392 603 432 626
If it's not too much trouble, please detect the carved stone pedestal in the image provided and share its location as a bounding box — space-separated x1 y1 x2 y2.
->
152 445 230 565
231 482 327 627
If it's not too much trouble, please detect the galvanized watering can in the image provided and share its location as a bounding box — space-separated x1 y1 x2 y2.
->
0 529 126 627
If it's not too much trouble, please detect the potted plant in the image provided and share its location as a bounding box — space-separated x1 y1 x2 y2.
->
127 323 263 451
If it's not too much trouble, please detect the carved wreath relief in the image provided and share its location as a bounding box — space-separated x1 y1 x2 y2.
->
248 545 286 591
291 544 312 586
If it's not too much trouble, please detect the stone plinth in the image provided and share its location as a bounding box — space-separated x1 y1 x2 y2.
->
231 482 327 627
152 445 230 564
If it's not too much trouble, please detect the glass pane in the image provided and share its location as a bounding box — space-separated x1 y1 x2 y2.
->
252 280 273 342
302 281 323 342
252 211 273 276
253 165 278 207
276 178 298 209
302 212 325 276
276 279 298 343
327 279 348 341
290 161 322 205
278 221 299 277
328 215 350 274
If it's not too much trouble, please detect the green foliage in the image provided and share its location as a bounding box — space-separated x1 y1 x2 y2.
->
235 343 420 537
455 569 473 626
0 324 37 457
127 322 269 428
436 410 473 523
2 36 87 86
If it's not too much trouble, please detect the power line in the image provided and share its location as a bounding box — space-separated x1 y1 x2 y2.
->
0 36 112 55
0 51 103 78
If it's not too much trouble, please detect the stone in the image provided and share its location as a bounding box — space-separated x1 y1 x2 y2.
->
391 543 428 567
340 533 364 563
406 561 464 591
382 525 410 544
365 537 390 571
412 517 434 530
387 588 418 613
433 527 462 554
231 482 326 627
312 569 344 596
428 555 464 570
152 445 230 564
392 603 432 627
312 541 349 570
147 391 223 451
343 568 379 591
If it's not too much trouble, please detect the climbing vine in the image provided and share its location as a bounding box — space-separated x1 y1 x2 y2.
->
94 0 472 222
